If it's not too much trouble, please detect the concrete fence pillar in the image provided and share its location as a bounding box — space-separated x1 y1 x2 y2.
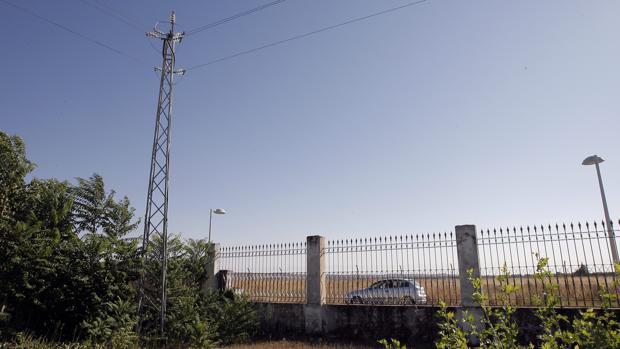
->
455 224 483 345
305 235 326 335
203 243 221 293
455 225 480 306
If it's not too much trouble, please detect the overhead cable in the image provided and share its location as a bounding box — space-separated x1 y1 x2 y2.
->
0 0 144 64
186 0 428 71
77 0 146 33
185 0 289 36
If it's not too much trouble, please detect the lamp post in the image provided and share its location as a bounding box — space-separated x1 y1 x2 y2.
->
208 208 226 243
582 155 618 265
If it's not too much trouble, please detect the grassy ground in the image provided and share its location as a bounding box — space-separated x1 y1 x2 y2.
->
224 341 375 349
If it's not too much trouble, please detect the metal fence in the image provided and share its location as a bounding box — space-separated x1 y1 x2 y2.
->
478 220 620 307
324 234 460 306
215 219 620 309
219 242 307 303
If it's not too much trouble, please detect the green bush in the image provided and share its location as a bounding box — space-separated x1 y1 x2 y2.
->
378 338 407 349
81 298 138 349
432 256 620 349
0 131 258 348
200 291 258 345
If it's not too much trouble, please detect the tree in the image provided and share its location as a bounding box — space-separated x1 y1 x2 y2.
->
0 132 35 221
104 196 140 239
71 174 114 234
0 131 257 345
184 239 215 289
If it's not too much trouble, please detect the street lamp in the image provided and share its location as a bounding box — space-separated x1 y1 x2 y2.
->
208 208 226 243
582 155 619 265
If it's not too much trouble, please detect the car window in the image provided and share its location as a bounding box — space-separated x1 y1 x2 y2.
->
369 281 385 289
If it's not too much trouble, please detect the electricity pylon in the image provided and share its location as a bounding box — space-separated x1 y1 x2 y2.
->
137 11 184 339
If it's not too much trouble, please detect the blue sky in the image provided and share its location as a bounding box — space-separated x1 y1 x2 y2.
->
2 0 619 246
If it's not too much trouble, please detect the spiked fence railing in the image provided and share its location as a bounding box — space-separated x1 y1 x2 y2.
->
324 234 460 306
478 220 620 307
219 242 307 303
215 220 619 309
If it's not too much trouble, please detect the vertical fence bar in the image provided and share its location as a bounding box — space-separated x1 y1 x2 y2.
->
475 219 620 308
324 231 459 306
217 240 306 303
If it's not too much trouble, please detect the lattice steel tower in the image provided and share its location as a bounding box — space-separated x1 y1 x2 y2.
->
137 11 184 338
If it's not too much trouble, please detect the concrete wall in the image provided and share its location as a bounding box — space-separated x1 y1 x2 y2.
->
255 302 620 347
256 303 440 345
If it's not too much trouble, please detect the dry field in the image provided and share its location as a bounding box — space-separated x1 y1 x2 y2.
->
227 273 620 307
482 274 619 307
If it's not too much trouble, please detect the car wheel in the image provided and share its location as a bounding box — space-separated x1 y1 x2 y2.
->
351 296 363 304
403 296 415 305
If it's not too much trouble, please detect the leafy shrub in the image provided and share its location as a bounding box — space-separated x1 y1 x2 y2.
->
201 291 258 345
81 298 138 349
0 132 258 348
534 259 620 348
378 338 407 349
433 256 620 348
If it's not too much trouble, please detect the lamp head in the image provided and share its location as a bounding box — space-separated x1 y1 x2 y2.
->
582 155 604 166
213 208 226 215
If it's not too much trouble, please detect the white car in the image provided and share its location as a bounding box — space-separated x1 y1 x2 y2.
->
345 278 427 305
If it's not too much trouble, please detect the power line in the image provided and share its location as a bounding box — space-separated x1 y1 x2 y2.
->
0 0 144 64
77 0 145 33
186 0 428 71
92 0 149 29
185 0 289 37
73 0 162 55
